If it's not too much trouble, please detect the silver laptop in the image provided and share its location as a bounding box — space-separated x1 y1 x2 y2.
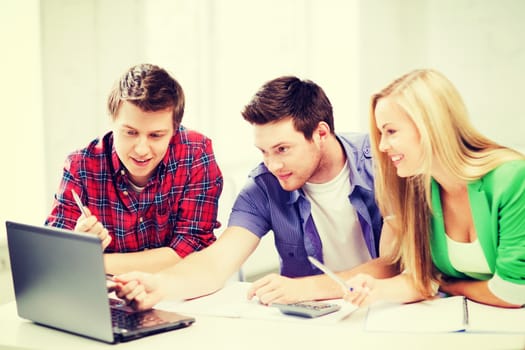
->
5 221 195 344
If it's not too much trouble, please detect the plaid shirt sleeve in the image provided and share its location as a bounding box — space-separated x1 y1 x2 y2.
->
45 153 89 230
166 133 223 257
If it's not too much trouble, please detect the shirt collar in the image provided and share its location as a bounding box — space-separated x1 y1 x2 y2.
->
336 133 373 193
286 133 372 204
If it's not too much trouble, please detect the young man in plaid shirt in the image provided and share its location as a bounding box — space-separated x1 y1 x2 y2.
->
46 64 223 274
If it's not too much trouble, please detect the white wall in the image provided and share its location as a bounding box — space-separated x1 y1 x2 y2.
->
40 0 148 207
35 0 525 222
1 0 46 231
138 0 361 171
0 0 46 304
358 0 525 150
425 0 525 150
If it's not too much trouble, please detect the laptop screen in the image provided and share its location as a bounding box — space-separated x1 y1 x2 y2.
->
5 221 194 343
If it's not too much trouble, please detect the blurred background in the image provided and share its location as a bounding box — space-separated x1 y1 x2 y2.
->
1 0 524 303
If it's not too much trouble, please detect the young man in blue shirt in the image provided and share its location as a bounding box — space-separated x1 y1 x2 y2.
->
116 76 397 309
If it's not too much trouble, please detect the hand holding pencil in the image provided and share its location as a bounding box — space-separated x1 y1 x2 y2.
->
71 189 112 250
308 256 374 307
341 273 375 307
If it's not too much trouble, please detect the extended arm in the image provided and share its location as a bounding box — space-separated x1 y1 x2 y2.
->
104 248 182 274
116 227 260 309
247 257 399 305
248 220 401 304
440 278 522 308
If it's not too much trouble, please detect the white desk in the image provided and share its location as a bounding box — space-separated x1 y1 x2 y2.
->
0 300 524 350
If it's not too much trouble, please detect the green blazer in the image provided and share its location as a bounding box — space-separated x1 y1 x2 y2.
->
430 160 525 285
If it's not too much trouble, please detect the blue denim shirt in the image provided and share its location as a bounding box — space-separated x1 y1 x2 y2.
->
228 132 382 277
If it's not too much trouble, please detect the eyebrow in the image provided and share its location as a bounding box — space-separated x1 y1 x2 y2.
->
121 124 170 133
272 142 288 149
379 122 392 130
255 141 289 152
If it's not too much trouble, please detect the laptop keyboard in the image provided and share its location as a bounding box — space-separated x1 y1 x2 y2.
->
111 306 169 331
112 308 144 329
109 298 127 307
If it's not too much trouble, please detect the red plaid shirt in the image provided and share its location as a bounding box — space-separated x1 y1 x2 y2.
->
46 127 223 257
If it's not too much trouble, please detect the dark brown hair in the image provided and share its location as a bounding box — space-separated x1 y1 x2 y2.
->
241 76 334 139
107 64 185 128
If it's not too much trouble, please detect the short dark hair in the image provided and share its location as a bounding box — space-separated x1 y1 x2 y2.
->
107 64 185 128
241 76 334 139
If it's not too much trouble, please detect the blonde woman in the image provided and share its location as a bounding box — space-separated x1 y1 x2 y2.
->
344 69 525 308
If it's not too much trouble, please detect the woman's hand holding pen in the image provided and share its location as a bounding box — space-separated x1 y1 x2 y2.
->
345 273 429 307
343 273 376 307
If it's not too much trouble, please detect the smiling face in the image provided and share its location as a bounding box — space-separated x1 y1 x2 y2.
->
374 97 423 177
254 118 323 191
112 101 174 186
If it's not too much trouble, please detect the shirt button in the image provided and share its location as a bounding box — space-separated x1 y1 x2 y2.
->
120 170 126 175
139 217 143 223
123 191 129 196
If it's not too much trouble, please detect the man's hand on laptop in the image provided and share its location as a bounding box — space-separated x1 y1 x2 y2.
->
74 207 112 250
114 272 164 311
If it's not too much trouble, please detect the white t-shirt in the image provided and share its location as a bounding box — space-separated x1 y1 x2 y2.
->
445 234 525 305
445 235 491 279
302 164 371 272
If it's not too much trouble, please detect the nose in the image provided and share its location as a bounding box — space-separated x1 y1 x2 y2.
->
378 134 390 153
265 155 284 173
134 136 150 156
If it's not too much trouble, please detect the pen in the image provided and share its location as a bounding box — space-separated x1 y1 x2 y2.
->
71 189 89 217
307 256 353 292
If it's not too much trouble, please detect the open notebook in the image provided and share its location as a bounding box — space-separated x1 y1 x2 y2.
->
365 295 525 333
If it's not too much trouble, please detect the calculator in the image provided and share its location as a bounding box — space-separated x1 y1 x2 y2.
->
272 301 341 318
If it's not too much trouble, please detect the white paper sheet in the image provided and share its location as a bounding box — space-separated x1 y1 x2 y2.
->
155 282 357 324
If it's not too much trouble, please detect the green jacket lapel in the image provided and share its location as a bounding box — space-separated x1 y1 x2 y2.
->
467 180 496 272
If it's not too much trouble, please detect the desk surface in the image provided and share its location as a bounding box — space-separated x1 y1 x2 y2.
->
1 301 524 350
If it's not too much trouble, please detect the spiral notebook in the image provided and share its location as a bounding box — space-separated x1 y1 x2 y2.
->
365 295 525 333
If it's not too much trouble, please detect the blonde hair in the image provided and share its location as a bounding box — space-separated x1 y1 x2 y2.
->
369 69 524 297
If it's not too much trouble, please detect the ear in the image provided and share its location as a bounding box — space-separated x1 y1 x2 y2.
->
315 121 330 140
